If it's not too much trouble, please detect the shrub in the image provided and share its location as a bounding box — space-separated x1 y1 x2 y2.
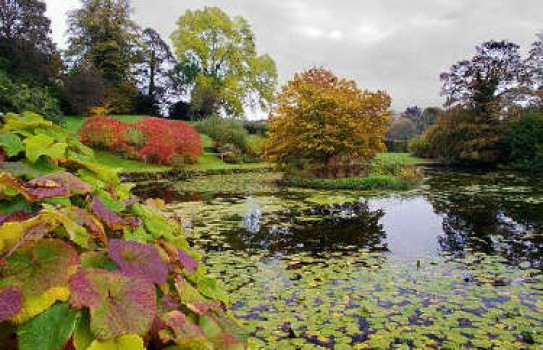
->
0 70 63 123
79 116 203 165
408 135 433 158
503 110 543 172
0 111 246 349
195 116 249 154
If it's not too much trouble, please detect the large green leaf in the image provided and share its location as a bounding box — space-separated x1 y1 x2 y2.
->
2 112 52 130
24 134 55 163
16 302 80 350
0 133 24 157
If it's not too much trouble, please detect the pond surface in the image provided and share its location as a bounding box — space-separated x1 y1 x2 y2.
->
139 168 543 349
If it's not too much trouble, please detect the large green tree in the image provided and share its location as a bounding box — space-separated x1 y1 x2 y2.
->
65 0 140 113
171 7 277 118
0 0 60 84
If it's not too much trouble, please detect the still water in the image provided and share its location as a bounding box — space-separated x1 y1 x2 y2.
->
140 168 543 348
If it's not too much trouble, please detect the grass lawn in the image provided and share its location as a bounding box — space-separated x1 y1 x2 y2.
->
375 152 425 165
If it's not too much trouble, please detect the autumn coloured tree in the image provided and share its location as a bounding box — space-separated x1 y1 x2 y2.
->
171 7 277 118
265 68 391 176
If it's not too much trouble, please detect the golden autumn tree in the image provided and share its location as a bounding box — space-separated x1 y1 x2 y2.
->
265 67 391 176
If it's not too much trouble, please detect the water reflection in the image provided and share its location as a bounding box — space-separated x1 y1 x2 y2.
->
224 200 386 254
423 169 543 268
148 168 543 268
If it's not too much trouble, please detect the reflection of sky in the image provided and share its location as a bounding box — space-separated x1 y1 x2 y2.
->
369 196 444 259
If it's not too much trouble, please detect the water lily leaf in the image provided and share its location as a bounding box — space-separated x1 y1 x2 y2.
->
91 198 140 231
86 334 145 350
69 269 157 340
0 286 22 322
108 239 167 283
0 133 24 157
17 302 80 350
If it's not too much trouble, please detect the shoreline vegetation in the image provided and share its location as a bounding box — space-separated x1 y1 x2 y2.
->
65 115 427 192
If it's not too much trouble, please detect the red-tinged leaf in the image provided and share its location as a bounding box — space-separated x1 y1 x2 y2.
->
177 248 198 274
24 186 70 199
1 240 80 297
0 172 34 202
108 239 167 284
69 269 157 340
91 197 140 231
0 212 33 225
27 172 92 195
62 208 106 245
0 286 22 321
160 294 180 311
186 301 225 316
159 311 208 344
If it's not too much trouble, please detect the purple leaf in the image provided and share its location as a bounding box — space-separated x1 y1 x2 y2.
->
0 286 22 321
177 248 198 274
69 269 157 340
25 187 69 199
108 239 168 284
91 197 139 231
27 172 92 195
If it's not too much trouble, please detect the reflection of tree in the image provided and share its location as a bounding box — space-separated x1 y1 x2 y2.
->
425 170 543 268
223 201 387 255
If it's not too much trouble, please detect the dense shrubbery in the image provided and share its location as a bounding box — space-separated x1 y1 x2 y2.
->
195 116 259 163
0 71 63 124
79 116 203 165
408 135 433 158
503 110 543 172
0 112 246 349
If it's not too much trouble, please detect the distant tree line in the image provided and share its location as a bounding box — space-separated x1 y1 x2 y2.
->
0 0 277 121
409 37 543 171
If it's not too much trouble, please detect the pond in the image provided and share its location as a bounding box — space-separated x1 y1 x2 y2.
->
137 168 543 349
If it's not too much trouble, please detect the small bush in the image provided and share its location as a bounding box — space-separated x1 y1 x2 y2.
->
195 116 249 153
408 135 433 158
79 116 203 165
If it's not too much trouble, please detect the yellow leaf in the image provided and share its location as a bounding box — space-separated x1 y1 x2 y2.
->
87 335 145 350
12 286 70 324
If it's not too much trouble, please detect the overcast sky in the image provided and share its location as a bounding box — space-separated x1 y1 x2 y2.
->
45 0 542 111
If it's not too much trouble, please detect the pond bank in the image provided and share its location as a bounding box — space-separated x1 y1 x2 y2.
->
120 165 273 183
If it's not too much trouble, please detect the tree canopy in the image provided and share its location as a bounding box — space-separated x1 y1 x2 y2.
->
265 68 391 171
66 0 141 113
0 0 60 84
171 6 277 118
133 28 182 116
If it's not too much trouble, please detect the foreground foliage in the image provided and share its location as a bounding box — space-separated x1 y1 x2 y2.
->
79 115 203 165
0 112 246 349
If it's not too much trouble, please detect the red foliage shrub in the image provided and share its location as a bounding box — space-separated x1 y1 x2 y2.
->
78 116 203 165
